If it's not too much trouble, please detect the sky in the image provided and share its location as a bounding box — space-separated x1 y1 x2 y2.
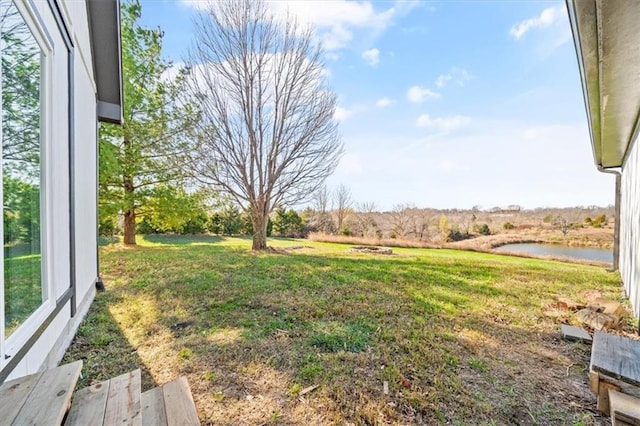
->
138 0 615 211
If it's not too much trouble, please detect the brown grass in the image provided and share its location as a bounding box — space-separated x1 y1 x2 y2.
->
308 232 438 249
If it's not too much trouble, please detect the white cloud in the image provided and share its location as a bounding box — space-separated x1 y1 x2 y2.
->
375 97 394 107
180 0 212 10
325 52 341 61
435 67 472 88
407 86 440 103
183 0 417 51
268 1 397 51
510 5 565 40
416 114 471 132
362 48 380 66
334 106 352 122
334 105 367 121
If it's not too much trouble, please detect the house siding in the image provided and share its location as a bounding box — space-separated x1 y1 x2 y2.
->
3 0 99 381
620 136 640 318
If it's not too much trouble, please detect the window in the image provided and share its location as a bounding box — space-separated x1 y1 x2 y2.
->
1 0 52 362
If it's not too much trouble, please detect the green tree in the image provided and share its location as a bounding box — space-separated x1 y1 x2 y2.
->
272 208 305 238
139 185 209 234
99 1 198 245
216 204 242 236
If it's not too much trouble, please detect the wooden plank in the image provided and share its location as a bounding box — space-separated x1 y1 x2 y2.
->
0 372 42 426
141 387 168 426
163 377 199 426
103 369 142 426
590 331 640 387
610 389 640 425
12 360 82 426
589 372 600 394
591 297 625 317
596 381 620 416
561 324 592 343
64 380 110 426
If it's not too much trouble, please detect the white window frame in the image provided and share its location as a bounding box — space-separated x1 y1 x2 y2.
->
0 0 54 368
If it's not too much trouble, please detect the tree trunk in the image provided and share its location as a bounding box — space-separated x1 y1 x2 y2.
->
251 210 268 250
123 208 136 245
122 135 137 245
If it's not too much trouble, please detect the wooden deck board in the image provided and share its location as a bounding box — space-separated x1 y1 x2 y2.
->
0 372 43 426
610 389 640 425
64 380 110 426
163 377 199 425
103 369 142 426
141 387 168 426
591 331 640 387
12 360 82 426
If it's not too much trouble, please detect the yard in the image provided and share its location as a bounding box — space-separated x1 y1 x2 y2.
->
62 236 633 425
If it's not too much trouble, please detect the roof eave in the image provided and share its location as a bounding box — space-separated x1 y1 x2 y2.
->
86 0 123 125
566 0 640 170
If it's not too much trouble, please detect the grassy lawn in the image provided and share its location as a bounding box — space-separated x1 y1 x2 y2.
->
63 235 632 425
5 243 42 336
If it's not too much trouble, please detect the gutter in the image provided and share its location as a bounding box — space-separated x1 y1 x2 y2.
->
597 166 621 273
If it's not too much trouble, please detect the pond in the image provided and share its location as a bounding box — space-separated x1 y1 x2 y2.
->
494 243 612 263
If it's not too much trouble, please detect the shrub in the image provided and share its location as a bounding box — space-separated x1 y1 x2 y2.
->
448 227 470 241
543 214 554 223
591 214 607 228
340 227 353 236
99 218 117 236
503 222 515 230
476 223 491 236
584 216 592 224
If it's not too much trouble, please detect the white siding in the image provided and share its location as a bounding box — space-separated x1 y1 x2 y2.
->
73 29 99 305
2 0 99 379
620 137 640 317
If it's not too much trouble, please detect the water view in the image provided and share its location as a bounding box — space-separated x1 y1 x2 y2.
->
494 243 612 263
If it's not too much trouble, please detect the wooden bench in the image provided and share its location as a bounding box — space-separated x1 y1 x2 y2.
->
0 361 199 425
589 331 640 418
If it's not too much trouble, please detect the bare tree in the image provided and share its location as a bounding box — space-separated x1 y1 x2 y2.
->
414 210 435 242
354 201 377 237
185 0 342 250
390 203 414 238
334 184 352 233
309 185 335 233
313 185 330 214
554 215 570 236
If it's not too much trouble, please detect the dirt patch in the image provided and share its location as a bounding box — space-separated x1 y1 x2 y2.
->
349 246 393 255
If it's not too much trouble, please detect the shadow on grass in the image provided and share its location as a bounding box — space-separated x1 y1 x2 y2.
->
98 235 120 246
141 234 226 246
61 292 158 391
62 237 624 424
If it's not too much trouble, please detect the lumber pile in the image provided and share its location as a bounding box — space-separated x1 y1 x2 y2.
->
555 295 625 331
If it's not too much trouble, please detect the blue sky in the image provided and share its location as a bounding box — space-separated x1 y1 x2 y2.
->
139 0 614 210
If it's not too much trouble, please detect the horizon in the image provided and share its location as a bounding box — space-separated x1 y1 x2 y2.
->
139 0 615 211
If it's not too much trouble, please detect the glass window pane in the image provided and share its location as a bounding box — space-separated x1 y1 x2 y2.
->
1 0 44 337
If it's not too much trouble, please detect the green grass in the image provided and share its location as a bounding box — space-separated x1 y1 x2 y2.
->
63 235 630 425
4 243 42 336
